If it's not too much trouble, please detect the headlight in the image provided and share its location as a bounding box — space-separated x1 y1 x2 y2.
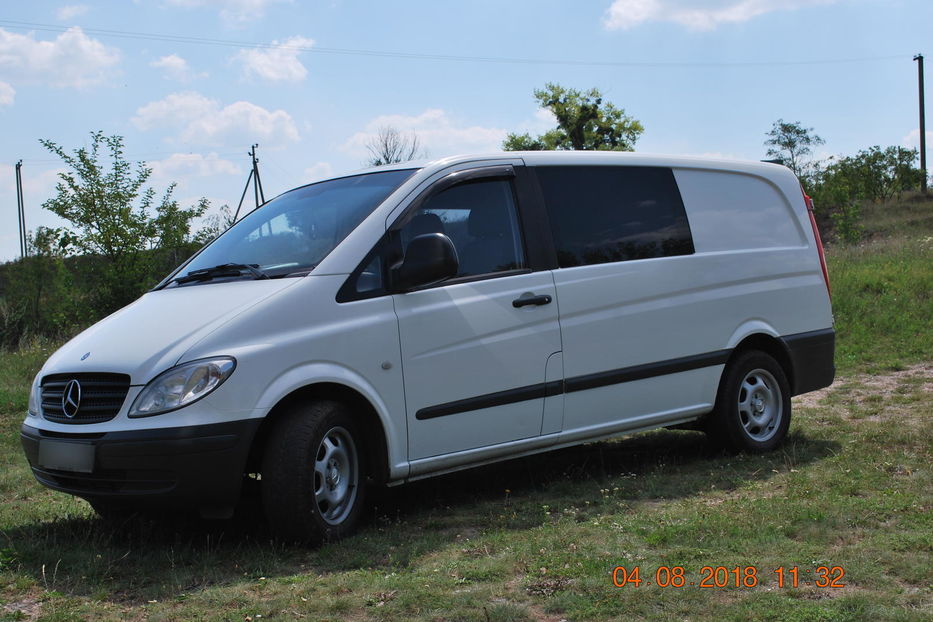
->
27 373 41 416
129 357 236 417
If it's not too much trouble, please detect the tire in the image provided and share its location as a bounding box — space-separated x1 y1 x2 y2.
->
706 351 791 453
261 400 367 544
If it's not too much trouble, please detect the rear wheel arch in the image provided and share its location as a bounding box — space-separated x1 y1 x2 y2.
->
706 349 792 452
728 333 795 394
246 382 390 485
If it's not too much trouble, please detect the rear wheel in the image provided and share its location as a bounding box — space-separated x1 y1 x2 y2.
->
706 351 791 452
261 400 367 544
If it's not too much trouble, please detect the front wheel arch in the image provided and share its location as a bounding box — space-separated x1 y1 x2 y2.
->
261 399 369 543
246 382 389 486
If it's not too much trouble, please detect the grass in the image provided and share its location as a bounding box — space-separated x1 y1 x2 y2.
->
828 235 932 375
0 196 930 621
827 193 933 375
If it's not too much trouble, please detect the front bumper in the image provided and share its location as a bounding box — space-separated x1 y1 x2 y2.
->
20 419 261 510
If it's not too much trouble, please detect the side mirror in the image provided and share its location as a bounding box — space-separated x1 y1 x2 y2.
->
391 233 459 291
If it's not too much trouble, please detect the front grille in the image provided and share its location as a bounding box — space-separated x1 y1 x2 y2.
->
41 373 131 424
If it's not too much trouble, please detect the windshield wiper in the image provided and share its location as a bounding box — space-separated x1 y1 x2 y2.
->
171 263 270 285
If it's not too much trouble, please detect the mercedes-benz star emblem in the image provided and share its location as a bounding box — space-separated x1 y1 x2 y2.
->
62 379 82 418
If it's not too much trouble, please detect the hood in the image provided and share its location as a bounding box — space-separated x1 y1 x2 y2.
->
43 278 301 385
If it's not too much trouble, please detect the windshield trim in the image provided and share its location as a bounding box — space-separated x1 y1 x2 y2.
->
153 168 419 291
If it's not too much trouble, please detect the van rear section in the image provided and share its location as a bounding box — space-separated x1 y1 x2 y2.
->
670 164 835 395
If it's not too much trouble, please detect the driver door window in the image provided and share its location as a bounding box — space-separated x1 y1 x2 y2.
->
400 179 526 278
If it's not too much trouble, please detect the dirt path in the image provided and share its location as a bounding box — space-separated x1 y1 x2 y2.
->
793 363 932 410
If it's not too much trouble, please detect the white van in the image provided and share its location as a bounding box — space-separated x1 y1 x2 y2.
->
21 152 834 542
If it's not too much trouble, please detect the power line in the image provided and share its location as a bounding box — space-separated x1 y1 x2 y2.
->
15 150 245 165
0 19 910 69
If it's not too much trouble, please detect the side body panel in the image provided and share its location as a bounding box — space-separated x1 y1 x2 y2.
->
550 165 832 438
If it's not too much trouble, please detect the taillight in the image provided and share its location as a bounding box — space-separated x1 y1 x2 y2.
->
802 188 831 298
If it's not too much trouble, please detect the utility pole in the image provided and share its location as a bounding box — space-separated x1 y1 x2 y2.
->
915 54 927 195
232 144 267 223
15 159 27 258
251 144 265 207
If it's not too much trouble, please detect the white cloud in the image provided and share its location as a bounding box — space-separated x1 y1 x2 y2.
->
533 108 557 126
132 91 300 147
0 26 120 88
303 162 333 182
149 153 242 182
902 128 933 151
162 0 290 25
56 4 89 20
234 36 314 82
343 109 507 160
150 54 206 82
0 81 14 107
603 0 839 31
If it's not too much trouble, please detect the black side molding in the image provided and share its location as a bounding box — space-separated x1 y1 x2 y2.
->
416 349 731 421
417 381 562 420
781 328 835 395
564 350 731 394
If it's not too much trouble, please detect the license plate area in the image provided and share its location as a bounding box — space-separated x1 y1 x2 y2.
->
38 440 95 473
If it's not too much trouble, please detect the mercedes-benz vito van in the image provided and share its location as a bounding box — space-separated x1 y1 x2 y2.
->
21 152 835 543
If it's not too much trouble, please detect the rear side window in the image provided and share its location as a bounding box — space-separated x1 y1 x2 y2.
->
535 166 694 267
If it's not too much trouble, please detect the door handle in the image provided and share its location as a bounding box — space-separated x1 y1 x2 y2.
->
512 294 552 308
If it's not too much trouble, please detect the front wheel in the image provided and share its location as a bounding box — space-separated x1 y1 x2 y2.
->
261 400 367 544
706 351 791 452
87 498 140 523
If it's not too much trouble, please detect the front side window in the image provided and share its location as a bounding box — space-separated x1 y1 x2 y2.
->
167 169 415 286
536 166 694 267
400 178 525 278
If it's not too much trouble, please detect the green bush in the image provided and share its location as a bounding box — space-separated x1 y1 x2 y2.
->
830 201 864 244
807 145 922 241
0 132 219 344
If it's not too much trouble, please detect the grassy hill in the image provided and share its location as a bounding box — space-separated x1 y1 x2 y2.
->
0 195 930 621
829 193 933 374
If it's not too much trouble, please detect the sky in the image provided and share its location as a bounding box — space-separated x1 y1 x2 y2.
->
1 0 930 262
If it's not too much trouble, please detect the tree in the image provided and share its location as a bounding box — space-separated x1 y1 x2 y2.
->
194 203 236 245
811 146 922 205
40 131 210 313
852 145 922 202
764 119 825 178
806 144 922 243
503 83 644 151
366 126 425 166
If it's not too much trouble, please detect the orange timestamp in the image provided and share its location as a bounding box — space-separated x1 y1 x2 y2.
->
611 565 846 589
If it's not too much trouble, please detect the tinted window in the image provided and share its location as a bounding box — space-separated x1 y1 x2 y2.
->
536 166 694 267
400 179 525 278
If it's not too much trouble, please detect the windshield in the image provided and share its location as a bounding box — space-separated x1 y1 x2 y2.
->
168 169 416 286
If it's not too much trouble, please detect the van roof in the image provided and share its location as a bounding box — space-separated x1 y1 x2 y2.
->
343 151 791 180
